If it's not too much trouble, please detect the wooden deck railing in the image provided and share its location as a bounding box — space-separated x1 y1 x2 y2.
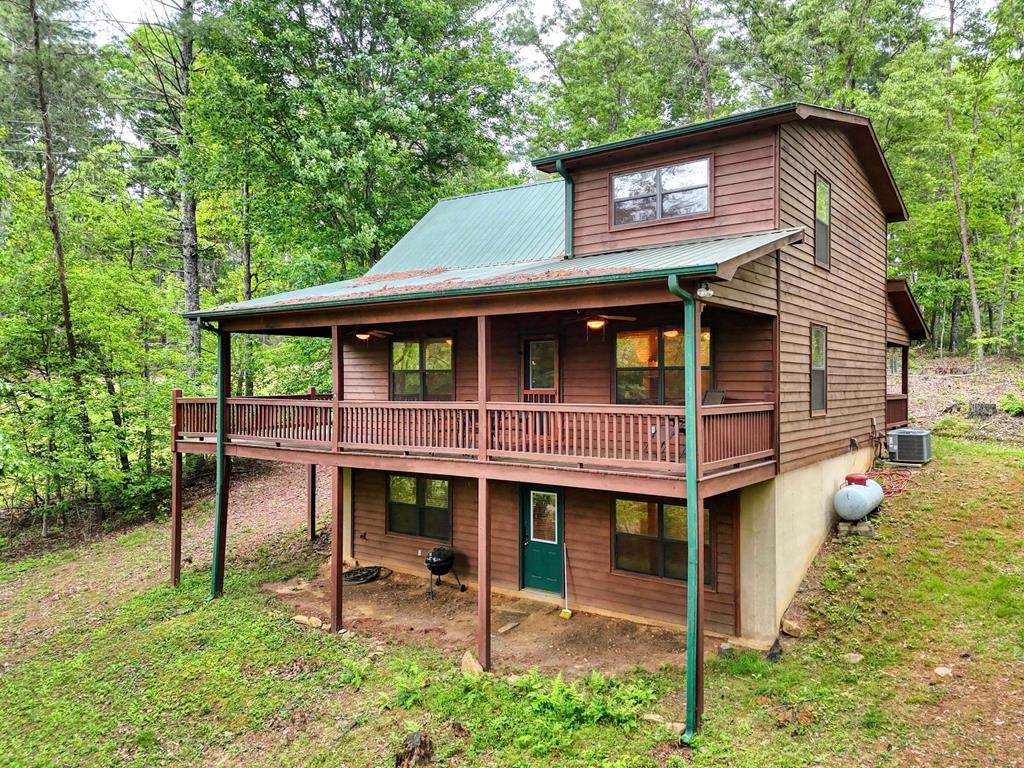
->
885 394 909 427
174 395 776 476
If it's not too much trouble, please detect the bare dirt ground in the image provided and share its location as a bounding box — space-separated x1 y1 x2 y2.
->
0 460 318 663
909 355 1024 444
265 561 690 678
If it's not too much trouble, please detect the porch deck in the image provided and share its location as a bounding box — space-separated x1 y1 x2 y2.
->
173 394 776 483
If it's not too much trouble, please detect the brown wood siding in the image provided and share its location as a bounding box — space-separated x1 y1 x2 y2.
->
710 310 775 402
352 469 738 634
886 295 911 346
342 302 774 409
572 130 778 257
343 318 478 401
704 256 778 316
777 121 888 472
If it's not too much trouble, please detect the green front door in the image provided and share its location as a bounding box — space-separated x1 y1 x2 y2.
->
520 486 563 594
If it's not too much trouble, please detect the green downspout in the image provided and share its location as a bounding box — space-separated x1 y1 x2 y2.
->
667 275 701 743
210 327 228 599
555 159 573 258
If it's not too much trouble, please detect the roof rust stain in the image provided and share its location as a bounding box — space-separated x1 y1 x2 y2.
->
230 265 641 312
348 267 449 284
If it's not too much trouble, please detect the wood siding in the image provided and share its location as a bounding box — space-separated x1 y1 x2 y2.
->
351 469 738 634
704 256 778 316
341 303 775 410
777 121 888 472
886 295 911 346
572 130 777 257
710 309 775 402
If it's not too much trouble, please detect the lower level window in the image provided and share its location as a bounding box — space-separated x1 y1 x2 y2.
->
613 498 712 584
387 474 451 540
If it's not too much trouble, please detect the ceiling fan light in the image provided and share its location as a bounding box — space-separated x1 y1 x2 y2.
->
355 332 372 341
586 318 606 330
663 328 680 338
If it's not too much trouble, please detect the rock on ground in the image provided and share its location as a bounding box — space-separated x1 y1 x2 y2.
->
460 650 484 676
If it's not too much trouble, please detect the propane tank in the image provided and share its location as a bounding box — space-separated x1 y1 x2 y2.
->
833 473 884 522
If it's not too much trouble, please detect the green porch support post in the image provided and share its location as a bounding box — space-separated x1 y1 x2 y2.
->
210 328 231 599
668 275 702 742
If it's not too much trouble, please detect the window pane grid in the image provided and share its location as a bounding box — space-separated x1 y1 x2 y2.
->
615 327 711 405
391 337 454 401
387 474 450 541
613 499 712 584
612 158 710 225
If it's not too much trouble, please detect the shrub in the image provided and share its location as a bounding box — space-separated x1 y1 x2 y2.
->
999 392 1024 416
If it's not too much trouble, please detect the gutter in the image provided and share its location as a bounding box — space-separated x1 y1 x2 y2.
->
555 158 574 258
667 274 702 743
183 263 720 322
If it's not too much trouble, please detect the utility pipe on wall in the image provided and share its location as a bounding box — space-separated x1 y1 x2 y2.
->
667 275 702 742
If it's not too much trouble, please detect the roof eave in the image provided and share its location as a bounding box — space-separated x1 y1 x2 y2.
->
887 278 929 340
184 263 722 323
533 102 908 223
531 102 801 172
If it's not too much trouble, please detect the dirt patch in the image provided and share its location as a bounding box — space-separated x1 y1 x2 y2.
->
910 355 1024 444
265 561 692 678
0 461 320 664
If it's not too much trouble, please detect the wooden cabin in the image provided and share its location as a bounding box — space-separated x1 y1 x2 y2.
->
170 103 926 721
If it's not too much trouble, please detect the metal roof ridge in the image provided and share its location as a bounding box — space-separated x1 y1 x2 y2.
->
531 103 803 167
436 177 563 203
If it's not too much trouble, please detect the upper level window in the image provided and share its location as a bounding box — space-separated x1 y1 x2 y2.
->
615 326 711 405
391 338 454 401
814 175 831 267
811 325 827 413
611 157 711 226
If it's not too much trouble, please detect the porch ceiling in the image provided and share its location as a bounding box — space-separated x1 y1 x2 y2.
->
188 227 804 323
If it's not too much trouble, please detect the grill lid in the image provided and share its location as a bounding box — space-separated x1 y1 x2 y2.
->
425 546 455 565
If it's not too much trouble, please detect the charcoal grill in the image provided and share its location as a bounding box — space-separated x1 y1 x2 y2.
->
425 546 466 598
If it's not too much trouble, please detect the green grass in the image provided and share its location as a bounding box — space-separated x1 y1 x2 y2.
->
1 438 1022 766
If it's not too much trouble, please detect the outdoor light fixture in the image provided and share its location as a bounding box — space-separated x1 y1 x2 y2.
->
696 280 714 299
355 332 372 341
585 318 606 330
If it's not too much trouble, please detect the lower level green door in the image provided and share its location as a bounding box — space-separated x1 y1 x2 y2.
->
520 486 563 594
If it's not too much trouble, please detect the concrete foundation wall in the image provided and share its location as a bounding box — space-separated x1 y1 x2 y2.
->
738 446 874 644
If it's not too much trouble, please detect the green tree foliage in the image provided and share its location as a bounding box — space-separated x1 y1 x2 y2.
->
1 0 1022 529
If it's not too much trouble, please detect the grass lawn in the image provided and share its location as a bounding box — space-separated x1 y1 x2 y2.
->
1 438 1022 767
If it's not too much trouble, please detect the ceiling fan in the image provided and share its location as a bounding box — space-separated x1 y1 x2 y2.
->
578 313 636 330
348 329 393 341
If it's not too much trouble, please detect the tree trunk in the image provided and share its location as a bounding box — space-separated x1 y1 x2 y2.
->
182 188 201 370
104 371 131 474
29 0 96 475
680 0 713 119
997 206 1019 354
950 294 961 354
946 0 984 362
179 0 201 374
241 179 255 396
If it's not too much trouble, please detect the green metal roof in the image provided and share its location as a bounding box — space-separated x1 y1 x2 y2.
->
367 179 565 275
531 103 800 170
190 228 804 321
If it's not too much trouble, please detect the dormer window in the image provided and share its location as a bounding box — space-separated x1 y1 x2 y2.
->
611 156 711 226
